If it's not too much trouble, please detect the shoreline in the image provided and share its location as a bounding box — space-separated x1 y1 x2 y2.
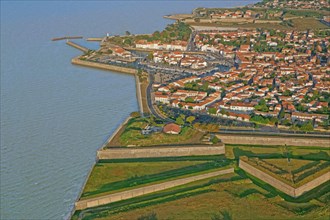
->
69 115 132 219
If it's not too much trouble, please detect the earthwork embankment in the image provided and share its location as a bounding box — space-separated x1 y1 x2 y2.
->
98 144 225 159
239 158 330 197
75 168 234 210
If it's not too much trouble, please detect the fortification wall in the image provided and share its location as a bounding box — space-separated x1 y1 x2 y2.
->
239 159 330 197
75 168 234 210
211 18 254 23
71 58 137 75
254 20 282 23
97 144 225 159
239 159 295 196
295 171 330 197
216 134 330 148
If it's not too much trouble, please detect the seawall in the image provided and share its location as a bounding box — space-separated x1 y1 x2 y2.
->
97 144 225 159
216 133 330 148
71 58 137 75
75 168 234 210
239 158 330 197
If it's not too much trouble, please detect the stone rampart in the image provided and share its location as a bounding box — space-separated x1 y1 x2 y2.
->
295 172 330 197
239 158 330 197
216 134 330 148
97 144 225 159
254 20 282 23
71 58 137 75
75 168 234 210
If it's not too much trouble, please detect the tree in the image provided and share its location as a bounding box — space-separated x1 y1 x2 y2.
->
147 52 154 60
124 38 132 45
130 111 141 118
208 108 217 115
149 115 157 126
300 121 314 132
283 90 293 96
125 31 131 36
186 116 196 125
211 136 219 144
185 97 194 103
220 109 226 115
259 99 266 106
153 31 161 39
175 116 185 126
137 69 143 76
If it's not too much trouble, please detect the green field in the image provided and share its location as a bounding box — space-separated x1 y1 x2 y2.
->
73 146 330 220
73 172 330 220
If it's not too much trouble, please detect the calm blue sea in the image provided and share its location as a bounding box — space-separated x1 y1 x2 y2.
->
0 1 258 219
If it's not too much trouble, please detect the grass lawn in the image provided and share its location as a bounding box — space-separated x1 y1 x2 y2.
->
119 121 204 146
263 158 312 171
107 116 205 147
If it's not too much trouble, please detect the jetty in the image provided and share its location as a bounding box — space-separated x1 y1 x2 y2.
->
51 36 83 41
86 38 103 41
66 41 89 53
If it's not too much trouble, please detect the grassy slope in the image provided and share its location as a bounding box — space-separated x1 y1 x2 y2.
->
81 159 231 199
79 173 329 220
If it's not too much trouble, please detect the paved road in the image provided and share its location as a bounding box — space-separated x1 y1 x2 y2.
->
146 73 174 122
217 129 330 138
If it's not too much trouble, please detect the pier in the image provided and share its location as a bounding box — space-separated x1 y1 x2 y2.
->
66 41 89 53
86 38 103 41
51 36 83 41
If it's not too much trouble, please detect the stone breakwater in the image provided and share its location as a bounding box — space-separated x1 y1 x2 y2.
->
239 158 330 197
97 144 225 159
71 58 137 75
216 133 330 148
66 41 89 53
75 168 234 210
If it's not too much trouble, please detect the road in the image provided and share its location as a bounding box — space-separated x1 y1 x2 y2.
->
146 72 174 122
